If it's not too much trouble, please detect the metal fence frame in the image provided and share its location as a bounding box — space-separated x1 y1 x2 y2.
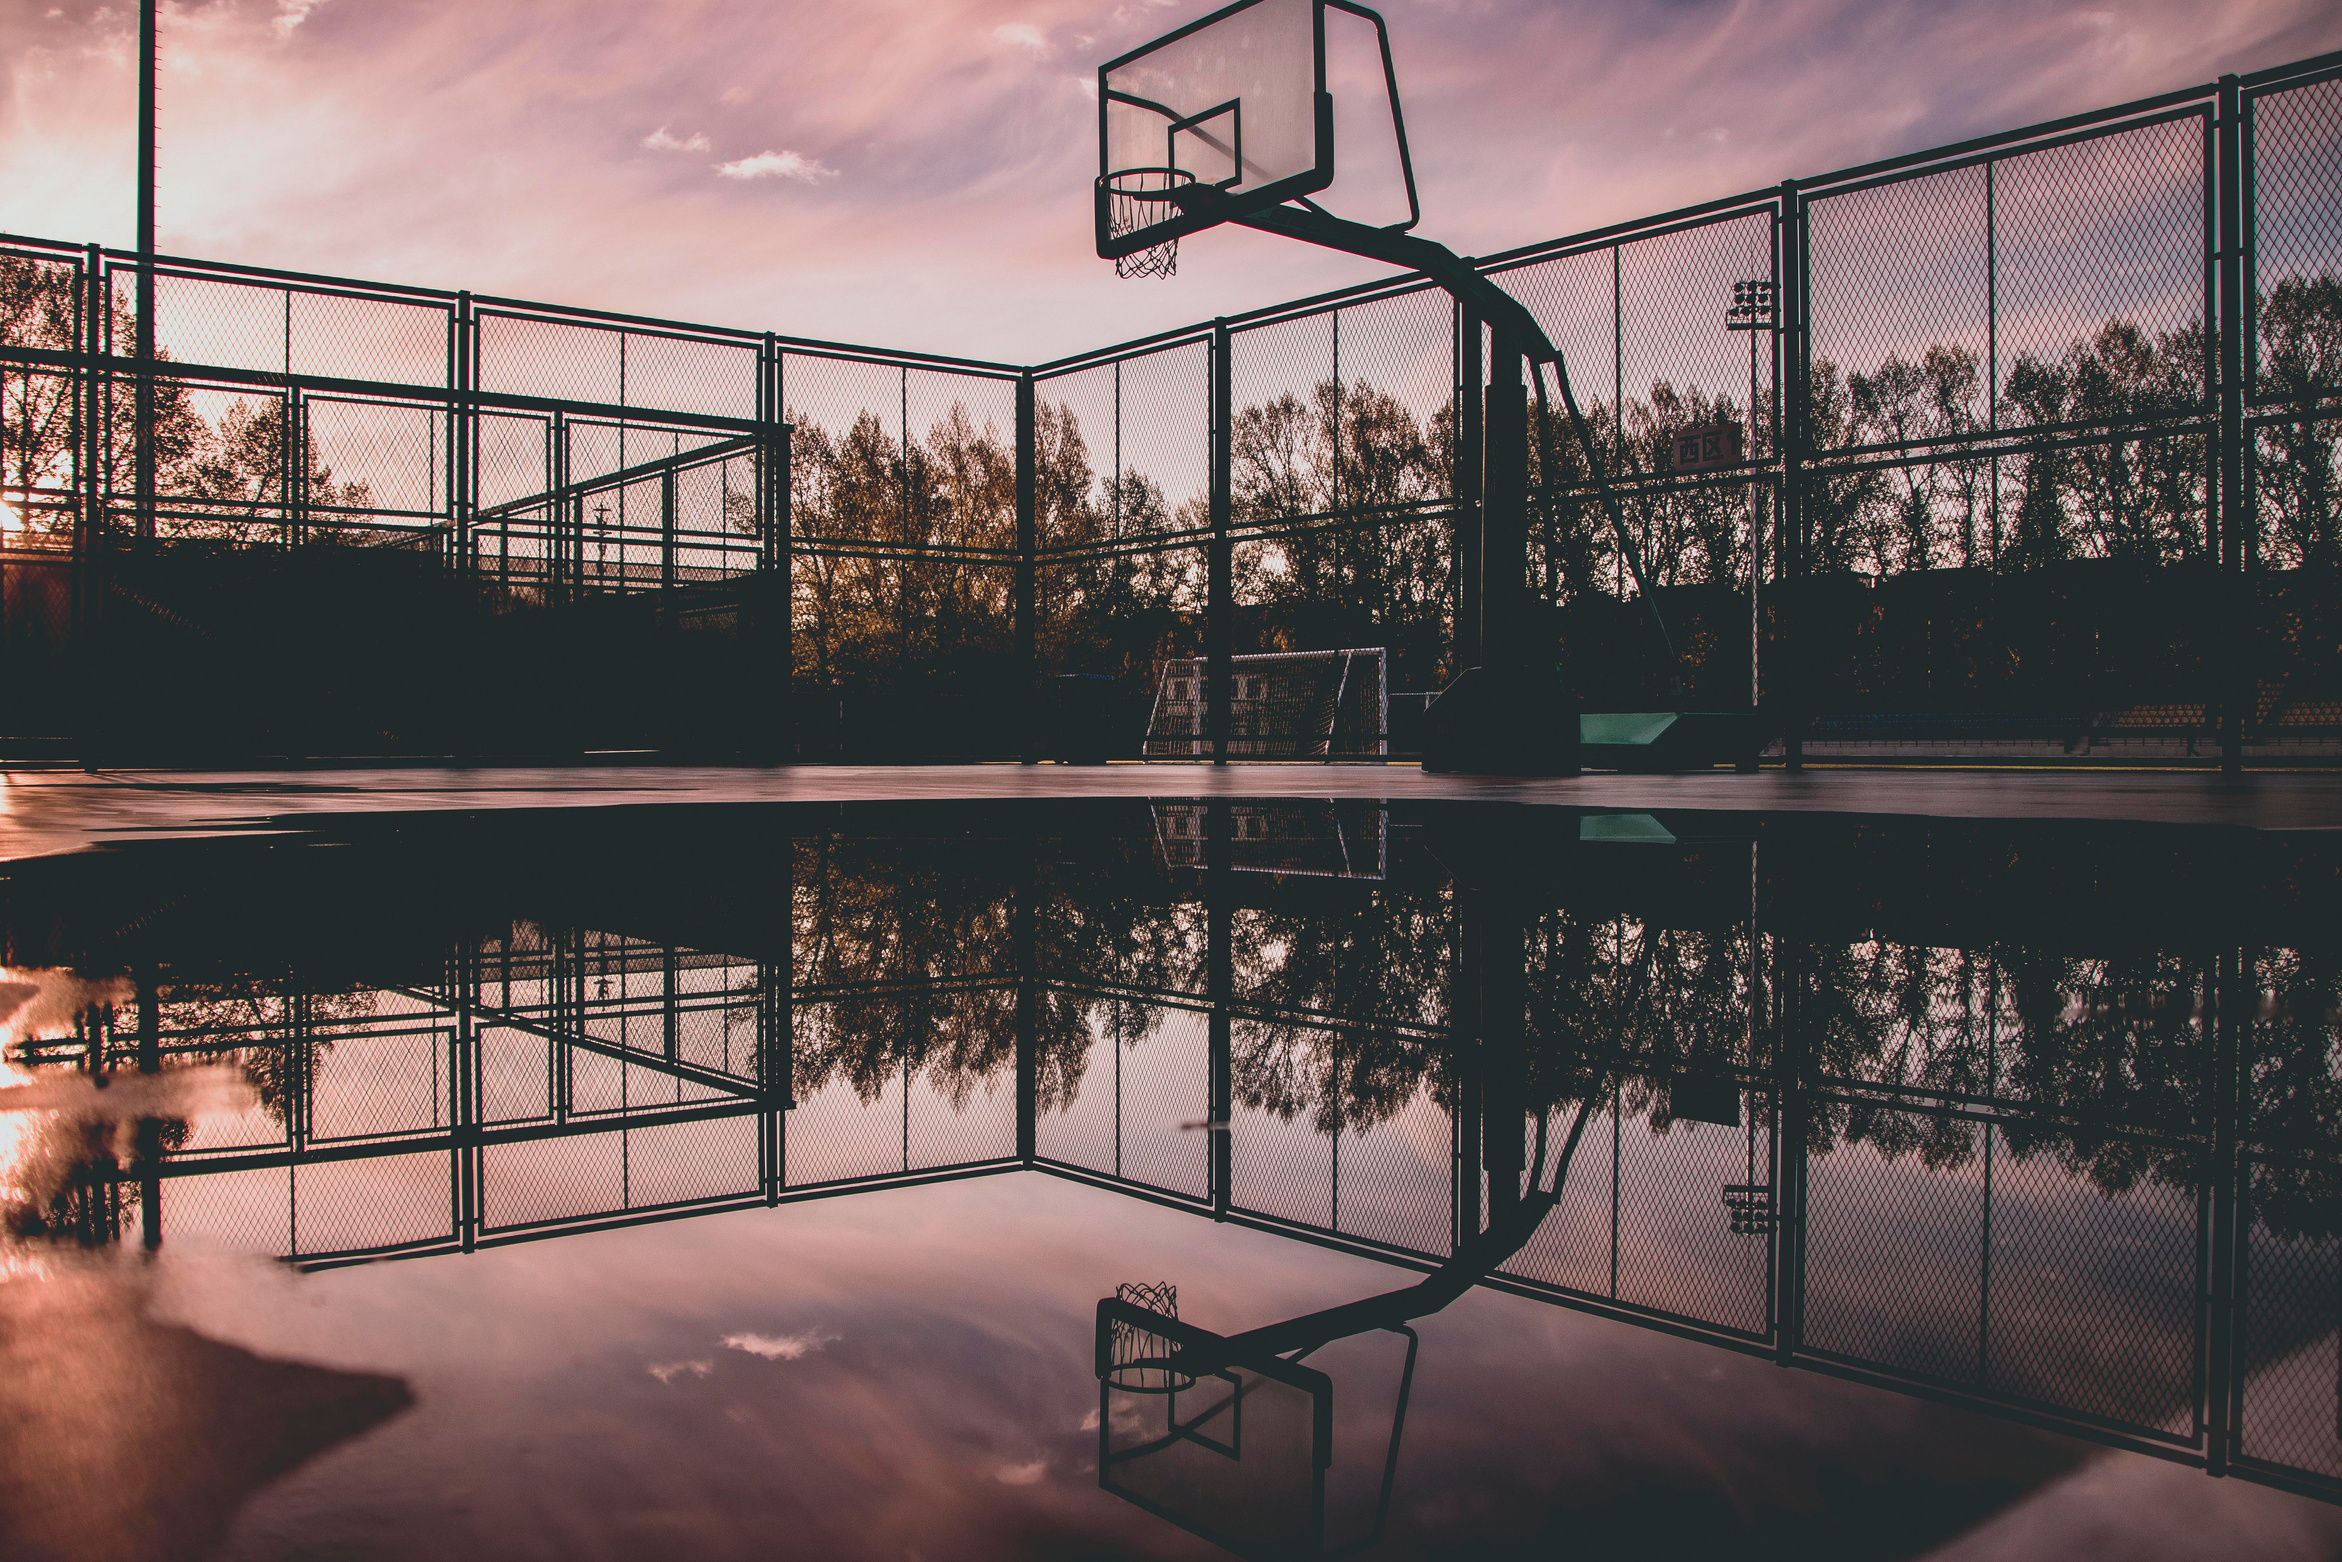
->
2 48 2338 763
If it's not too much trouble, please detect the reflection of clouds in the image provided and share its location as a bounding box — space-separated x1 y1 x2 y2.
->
0 966 132 1050
126 1170 2342 1558
0 968 255 1252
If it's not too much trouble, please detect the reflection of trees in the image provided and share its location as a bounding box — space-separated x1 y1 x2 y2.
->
788 833 1022 1108
2242 947 2342 1239
1510 906 2342 1237
167 983 380 1130
1228 886 1452 1134
1525 912 1754 1133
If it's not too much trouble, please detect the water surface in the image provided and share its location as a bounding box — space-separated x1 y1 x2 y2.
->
4 798 2340 1560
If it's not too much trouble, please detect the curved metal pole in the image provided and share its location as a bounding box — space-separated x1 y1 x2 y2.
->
1168 1090 1605 1374
1232 203 1682 694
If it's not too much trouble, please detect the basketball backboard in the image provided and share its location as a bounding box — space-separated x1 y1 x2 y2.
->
1096 0 1417 270
1096 1292 1335 1556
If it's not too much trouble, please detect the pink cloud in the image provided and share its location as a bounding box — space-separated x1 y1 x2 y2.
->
0 0 2334 363
715 149 836 182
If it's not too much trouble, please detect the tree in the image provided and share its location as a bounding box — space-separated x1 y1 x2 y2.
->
2257 273 2342 567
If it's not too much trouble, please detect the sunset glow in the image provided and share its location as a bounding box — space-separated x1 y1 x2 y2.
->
3 0 2335 358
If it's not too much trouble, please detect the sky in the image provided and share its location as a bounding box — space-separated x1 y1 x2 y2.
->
2 0 2339 366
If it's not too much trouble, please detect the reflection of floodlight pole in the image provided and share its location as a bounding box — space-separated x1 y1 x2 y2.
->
1726 280 1777 738
136 0 158 546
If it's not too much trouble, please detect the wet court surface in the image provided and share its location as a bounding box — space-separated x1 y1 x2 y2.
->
5 793 2342 1559
3 763 2342 862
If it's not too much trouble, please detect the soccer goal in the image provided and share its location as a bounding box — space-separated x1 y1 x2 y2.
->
1143 649 1388 759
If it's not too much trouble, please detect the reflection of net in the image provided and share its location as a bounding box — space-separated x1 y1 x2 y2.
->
1145 649 1389 759
1110 1281 1195 1392
1105 169 1196 280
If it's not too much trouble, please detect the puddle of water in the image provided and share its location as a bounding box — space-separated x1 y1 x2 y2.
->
2 798 2339 1561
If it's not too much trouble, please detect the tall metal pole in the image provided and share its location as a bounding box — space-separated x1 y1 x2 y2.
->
134 0 157 546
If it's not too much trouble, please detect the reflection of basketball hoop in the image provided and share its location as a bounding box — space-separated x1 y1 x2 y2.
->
1107 1280 1196 1391
1101 169 1197 280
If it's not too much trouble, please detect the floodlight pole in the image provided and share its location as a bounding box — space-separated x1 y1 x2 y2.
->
1233 204 1681 693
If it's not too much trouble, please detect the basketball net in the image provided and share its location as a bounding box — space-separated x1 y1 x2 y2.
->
1105 169 1196 280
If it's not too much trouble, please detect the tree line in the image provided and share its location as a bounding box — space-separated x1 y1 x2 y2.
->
9 249 2339 694
1 256 376 543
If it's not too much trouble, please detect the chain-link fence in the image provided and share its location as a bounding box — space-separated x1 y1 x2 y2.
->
2 51 2338 762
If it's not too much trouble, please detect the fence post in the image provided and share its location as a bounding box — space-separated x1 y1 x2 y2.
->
135 972 161 1251
1015 864 1037 1163
1207 799 1233 1214
1449 880 1482 1249
1778 180 1806 770
765 336 793 759
1772 931 1807 1366
452 939 480 1253
135 0 156 548
286 386 307 547
79 244 107 692
1454 302 1483 681
1016 371 1037 763
449 292 474 579
660 467 677 592
2218 75 2248 777
1210 322 1233 764
2203 946 2246 1472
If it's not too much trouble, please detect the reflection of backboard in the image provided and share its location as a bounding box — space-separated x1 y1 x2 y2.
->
1097 1295 1333 1557
1098 0 1333 262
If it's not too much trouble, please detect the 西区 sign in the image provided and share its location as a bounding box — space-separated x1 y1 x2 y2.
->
1670 423 1744 472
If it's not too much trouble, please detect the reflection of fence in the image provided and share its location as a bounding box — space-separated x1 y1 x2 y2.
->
2 49 2339 761
14 802 2342 1500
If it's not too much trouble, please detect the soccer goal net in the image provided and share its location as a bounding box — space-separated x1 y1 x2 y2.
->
1143 649 1389 760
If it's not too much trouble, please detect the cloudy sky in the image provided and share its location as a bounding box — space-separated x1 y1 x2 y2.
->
3 0 2338 364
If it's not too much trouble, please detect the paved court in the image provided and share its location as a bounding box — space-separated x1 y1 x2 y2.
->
0 763 2336 861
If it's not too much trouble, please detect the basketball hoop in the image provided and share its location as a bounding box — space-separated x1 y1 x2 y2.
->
1102 168 1197 279
1106 1281 1196 1391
